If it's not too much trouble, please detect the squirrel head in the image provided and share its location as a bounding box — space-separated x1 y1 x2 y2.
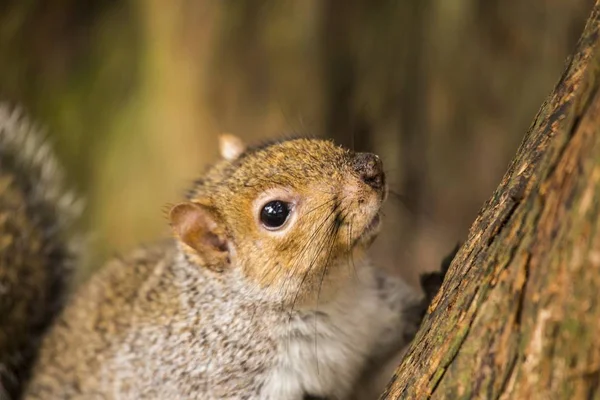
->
169 134 387 307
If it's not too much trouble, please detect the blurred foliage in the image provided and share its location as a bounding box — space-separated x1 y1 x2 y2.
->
0 0 594 283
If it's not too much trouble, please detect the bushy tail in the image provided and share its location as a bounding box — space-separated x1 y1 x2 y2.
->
0 105 82 399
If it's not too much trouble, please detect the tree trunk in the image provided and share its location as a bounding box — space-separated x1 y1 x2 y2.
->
382 2 600 399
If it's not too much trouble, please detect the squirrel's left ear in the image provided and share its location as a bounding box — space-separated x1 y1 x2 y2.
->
219 133 246 161
169 201 230 271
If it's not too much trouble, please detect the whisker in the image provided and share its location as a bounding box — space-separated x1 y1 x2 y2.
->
314 219 340 375
303 198 338 217
288 205 341 310
288 221 335 311
337 204 360 283
284 209 339 309
387 189 409 204
348 219 359 282
287 195 348 311
260 199 338 301
386 189 420 216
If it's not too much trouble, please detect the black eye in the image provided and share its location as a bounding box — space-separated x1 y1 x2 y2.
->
260 200 291 229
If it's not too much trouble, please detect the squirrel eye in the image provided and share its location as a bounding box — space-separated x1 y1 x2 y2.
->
260 200 291 229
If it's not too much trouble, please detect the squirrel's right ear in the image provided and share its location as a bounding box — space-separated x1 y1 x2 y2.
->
169 202 230 271
219 133 246 161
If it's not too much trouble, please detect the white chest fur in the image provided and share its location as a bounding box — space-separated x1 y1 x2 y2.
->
263 267 420 400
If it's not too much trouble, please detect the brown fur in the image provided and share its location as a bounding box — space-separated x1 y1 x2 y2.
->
23 135 420 399
184 138 384 307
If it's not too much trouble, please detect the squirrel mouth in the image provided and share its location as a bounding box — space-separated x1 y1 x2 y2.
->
356 213 381 245
365 213 381 232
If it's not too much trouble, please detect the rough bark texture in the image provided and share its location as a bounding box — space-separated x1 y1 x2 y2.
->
382 2 600 399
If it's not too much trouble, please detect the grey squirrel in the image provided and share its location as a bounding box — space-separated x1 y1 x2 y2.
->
0 106 451 399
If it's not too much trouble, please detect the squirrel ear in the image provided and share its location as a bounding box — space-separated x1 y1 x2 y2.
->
219 133 246 161
169 202 229 271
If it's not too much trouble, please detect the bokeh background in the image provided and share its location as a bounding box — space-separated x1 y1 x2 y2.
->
0 0 594 285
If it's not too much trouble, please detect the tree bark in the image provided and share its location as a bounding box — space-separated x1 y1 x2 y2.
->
382 2 600 399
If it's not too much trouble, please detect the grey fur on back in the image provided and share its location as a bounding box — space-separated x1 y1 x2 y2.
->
0 105 81 399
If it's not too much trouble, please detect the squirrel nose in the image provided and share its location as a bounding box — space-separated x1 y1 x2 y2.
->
353 152 385 190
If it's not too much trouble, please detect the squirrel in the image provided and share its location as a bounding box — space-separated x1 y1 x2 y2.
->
0 105 452 400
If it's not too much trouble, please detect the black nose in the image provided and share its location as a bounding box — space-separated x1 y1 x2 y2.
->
353 152 385 190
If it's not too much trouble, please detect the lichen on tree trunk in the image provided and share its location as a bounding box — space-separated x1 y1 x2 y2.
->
381 2 600 399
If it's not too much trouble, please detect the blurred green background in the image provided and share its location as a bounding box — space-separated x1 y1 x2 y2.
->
0 0 594 284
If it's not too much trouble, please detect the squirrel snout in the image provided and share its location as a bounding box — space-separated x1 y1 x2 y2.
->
353 152 385 190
